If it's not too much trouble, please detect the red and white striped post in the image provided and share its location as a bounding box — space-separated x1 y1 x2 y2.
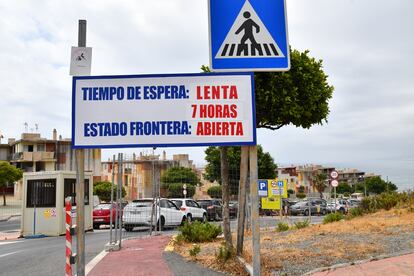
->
65 197 72 276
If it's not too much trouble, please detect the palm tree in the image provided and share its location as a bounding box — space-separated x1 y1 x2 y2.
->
313 173 327 199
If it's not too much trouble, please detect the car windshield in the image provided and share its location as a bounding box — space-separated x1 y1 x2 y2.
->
294 202 308 207
172 200 182 208
131 200 153 207
95 204 111 210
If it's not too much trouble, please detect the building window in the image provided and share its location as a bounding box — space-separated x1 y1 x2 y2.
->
37 144 45 152
26 179 56 207
63 178 90 206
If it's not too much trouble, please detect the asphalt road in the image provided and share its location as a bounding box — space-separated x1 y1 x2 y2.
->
0 216 20 232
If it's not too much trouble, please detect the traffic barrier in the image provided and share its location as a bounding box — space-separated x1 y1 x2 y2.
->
65 197 72 276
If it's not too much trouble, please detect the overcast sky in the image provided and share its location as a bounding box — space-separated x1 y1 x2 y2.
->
0 0 413 189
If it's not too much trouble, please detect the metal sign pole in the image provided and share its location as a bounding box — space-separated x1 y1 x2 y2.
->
279 187 282 220
75 19 87 276
109 155 115 244
249 146 260 275
118 153 123 248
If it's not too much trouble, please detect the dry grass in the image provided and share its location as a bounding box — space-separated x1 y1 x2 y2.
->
173 208 414 275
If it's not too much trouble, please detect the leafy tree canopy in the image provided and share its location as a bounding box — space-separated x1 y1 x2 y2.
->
161 167 199 186
313 173 327 198
204 145 277 184
356 176 398 195
255 49 334 130
336 182 353 194
93 181 126 202
0 161 23 187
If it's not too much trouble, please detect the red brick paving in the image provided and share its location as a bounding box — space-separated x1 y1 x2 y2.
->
312 253 414 276
88 235 173 276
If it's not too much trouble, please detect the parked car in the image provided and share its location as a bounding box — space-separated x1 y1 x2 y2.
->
122 198 186 232
290 200 327 216
229 201 238 218
197 199 223 221
171 198 207 223
326 199 349 214
93 203 121 229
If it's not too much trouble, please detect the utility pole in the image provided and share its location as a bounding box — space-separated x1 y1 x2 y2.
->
75 19 87 276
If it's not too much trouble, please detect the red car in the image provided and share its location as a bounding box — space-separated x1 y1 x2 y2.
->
93 203 122 229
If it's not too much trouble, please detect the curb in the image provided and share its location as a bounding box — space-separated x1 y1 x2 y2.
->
85 249 108 275
237 256 253 276
303 249 414 275
0 214 21 222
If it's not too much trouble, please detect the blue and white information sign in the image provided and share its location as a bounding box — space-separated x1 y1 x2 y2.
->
72 73 256 148
258 180 268 197
209 0 289 71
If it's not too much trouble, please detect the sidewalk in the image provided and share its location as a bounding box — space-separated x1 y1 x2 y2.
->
312 253 414 276
87 235 224 276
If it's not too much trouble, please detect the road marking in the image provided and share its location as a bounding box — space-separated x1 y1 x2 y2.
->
0 251 20 258
0 241 21 246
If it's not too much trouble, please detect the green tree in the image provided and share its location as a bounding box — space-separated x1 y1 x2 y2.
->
204 145 277 194
366 176 397 194
93 181 126 202
337 182 353 195
161 167 199 198
0 162 23 206
313 173 327 199
164 183 195 198
207 186 222 198
161 167 199 186
202 48 334 254
254 49 334 130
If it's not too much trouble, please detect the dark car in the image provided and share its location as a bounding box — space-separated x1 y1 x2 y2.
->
229 201 238 218
197 199 222 221
93 203 122 229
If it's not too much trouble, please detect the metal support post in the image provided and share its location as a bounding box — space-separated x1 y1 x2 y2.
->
249 146 260 276
109 155 115 244
117 153 123 248
75 19 87 276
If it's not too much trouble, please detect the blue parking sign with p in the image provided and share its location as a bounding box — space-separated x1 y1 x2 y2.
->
208 0 289 71
278 180 284 187
258 180 268 196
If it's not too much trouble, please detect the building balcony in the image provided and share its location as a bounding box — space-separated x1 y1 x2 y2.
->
12 151 56 162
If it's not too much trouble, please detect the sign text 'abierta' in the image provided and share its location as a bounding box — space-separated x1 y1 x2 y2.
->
72 73 256 148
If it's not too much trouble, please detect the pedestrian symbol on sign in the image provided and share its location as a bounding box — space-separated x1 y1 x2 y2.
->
215 0 284 59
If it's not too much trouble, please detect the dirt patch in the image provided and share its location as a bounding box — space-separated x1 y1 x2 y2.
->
173 209 414 275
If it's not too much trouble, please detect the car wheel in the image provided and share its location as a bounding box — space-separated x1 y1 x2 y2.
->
202 213 207 223
181 216 187 226
322 209 327 215
304 210 309 216
124 225 133 232
339 208 345 214
157 216 165 231
214 211 221 221
93 224 100 230
187 214 192 224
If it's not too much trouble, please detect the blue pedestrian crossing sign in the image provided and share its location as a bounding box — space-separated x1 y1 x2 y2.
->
208 0 290 71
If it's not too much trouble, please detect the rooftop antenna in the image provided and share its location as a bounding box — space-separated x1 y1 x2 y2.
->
24 122 28 132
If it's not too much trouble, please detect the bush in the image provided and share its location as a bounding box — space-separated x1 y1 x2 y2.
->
347 207 364 219
296 192 306 199
294 219 310 229
207 186 222 198
323 212 345 224
276 222 289 232
178 221 222 243
189 244 201 258
216 243 234 262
